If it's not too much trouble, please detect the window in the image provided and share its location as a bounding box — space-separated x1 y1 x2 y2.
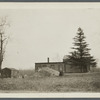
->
43 65 47 67
51 65 54 67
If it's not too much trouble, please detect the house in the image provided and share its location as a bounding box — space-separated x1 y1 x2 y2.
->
1 68 19 78
35 57 84 73
63 55 81 73
35 58 65 72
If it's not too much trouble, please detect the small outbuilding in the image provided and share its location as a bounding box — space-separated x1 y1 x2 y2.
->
1 68 19 78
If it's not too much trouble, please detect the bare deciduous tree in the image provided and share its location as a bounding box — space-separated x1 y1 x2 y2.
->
0 17 9 72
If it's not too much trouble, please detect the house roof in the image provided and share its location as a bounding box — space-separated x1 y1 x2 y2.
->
2 67 18 71
35 62 64 64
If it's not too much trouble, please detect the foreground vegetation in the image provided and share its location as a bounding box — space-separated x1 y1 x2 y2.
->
0 71 100 92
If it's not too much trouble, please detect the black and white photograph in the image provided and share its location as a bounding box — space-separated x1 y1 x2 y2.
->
0 3 100 97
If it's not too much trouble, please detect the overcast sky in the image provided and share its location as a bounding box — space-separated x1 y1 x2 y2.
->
0 3 100 69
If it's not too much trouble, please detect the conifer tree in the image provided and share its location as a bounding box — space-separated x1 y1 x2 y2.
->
67 27 97 72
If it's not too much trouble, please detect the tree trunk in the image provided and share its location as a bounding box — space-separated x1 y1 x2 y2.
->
86 66 88 72
0 61 2 73
0 33 3 73
80 65 83 73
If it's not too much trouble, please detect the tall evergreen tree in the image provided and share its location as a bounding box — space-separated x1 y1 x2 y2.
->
67 27 97 72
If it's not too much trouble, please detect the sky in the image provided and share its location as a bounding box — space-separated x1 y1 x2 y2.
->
0 3 100 69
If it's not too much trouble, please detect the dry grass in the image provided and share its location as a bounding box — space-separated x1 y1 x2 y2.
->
0 72 100 92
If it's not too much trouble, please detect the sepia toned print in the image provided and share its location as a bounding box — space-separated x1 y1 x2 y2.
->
0 3 100 97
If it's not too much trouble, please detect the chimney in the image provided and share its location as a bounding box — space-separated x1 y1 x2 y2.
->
47 57 49 63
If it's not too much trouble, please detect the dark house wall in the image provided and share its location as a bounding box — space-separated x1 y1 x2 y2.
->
35 62 85 73
35 62 64 72
64 64 81 73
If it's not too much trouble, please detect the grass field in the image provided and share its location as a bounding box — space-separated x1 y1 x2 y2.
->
0 71 100 92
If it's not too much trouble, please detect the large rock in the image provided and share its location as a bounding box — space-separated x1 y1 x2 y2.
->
35 67 60 77
41 67 60 76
